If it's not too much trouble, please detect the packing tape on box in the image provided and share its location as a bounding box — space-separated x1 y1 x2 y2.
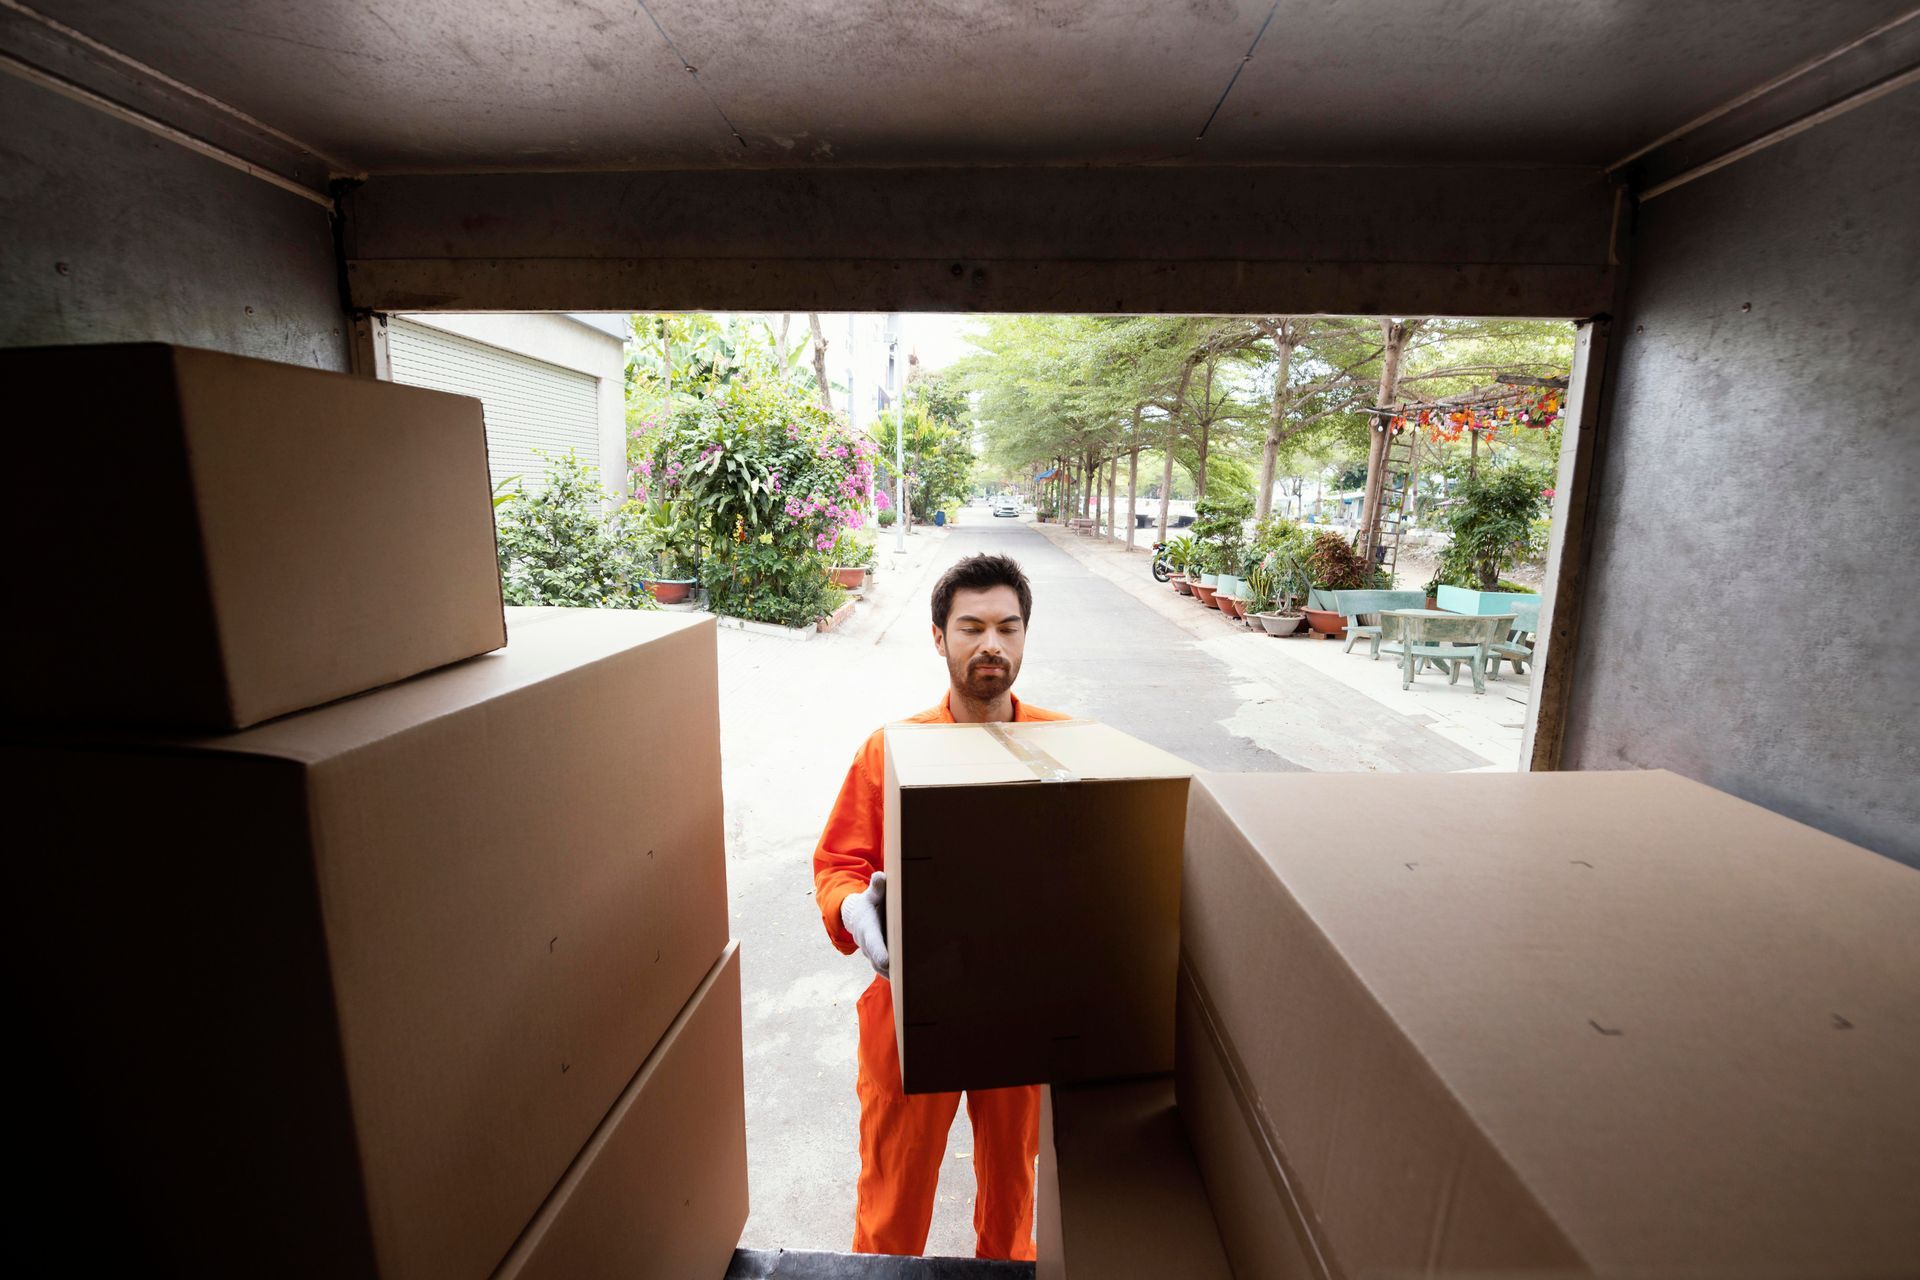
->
986 722 1078 782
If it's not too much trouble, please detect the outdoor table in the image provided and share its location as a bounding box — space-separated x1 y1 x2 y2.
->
1378 609 1515 694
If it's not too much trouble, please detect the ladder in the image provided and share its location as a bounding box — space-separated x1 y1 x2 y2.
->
1370 419 1418 586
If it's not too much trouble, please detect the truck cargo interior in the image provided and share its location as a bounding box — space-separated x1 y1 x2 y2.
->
3 2 1915 1278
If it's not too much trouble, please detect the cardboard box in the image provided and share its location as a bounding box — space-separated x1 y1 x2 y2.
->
1174 962 1320 1280
2 342 505 730
494 941 748 1280
1036 1075 1232 1280
1180 770 1920 1278
883 719 1192 1093
6 609 727 1280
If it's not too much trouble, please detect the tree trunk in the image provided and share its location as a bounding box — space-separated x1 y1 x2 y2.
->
776 313 791 369
1158 356 1198 542
808 313 832 410
1194 356 1214 499
1360 319 1420 562
1106 455 1118 542
1126 444 1140 550
1256 330 1296 519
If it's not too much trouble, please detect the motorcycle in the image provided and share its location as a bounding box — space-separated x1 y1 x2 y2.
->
1150 541 1174 583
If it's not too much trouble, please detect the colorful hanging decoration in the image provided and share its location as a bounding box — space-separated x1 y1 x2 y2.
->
1405 384 1565 445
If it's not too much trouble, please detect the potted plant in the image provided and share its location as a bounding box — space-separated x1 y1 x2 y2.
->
1247 558 1306 635
1190 544 1224 607
830 530 876 590
1190 493 1251 595
624 502 700 604
1301 531 1372 635
1165 534 1198 595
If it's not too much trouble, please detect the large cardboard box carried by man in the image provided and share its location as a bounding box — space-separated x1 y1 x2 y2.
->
1179 770 1920 1279
3 342 506 730
882 719 1192 1094
8 609 726 1280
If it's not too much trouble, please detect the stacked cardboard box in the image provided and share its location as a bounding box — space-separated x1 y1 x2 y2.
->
1179 769 1920 1279
1036 1076 1232 1280
496 942 747 1280
882 719 1234 1274
6 346 746 1278
2 343 508 730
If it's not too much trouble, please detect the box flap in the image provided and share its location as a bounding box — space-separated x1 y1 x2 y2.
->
886 720 1193 788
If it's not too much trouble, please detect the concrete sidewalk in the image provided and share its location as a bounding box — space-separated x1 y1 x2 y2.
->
1028 519 1529 772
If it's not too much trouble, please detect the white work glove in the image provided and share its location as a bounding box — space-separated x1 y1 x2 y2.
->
840 872 890 979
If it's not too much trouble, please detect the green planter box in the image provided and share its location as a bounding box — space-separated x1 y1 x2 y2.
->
1435 585 1540 615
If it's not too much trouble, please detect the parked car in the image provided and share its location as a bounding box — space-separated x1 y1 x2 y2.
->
992 497 1020 518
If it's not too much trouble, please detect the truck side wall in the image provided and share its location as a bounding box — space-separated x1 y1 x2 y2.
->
1564 86 1920 867
0 74 348 370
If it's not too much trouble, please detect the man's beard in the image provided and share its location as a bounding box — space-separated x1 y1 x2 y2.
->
950 652 1017 702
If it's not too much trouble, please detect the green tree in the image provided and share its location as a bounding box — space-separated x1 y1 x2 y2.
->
871 401 975 521
1433 461 1554 590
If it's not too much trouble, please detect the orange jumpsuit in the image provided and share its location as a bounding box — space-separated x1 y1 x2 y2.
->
814 692 1069 1260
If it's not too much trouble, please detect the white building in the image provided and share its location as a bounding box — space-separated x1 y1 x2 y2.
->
388 313 628 505
827 313 904 432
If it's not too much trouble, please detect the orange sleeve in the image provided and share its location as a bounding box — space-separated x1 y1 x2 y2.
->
813 730 886 955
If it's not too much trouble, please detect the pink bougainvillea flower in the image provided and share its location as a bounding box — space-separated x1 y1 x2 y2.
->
1542 487 1557 499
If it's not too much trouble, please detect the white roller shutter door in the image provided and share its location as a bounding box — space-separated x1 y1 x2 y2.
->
389 318 601 495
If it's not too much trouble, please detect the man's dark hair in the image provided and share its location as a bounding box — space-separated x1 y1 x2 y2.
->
931 554 1033 631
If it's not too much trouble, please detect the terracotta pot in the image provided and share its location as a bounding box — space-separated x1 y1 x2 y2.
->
644 578 695 604
1217 595 1244 619
831 566 867 589
1192 583 1220 607
1255 612 1306 636
1425 594 1439 609
1171 576 1194 596
1302 607 1346 636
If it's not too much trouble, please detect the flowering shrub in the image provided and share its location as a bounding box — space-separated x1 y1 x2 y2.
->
630 381 880 626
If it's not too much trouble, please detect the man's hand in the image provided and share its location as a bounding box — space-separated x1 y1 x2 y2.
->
840 872 890 979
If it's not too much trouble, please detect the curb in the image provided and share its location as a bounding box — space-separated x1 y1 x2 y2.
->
817 598 859 633
714 614 819 642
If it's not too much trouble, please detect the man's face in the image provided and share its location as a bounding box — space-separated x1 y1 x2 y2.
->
933 584 1026 701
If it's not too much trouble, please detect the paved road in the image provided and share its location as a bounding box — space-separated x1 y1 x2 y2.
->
720 516 1308 1260
954 518 1298 772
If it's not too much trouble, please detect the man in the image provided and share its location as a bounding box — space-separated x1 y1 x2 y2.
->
812 553 1066 1260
